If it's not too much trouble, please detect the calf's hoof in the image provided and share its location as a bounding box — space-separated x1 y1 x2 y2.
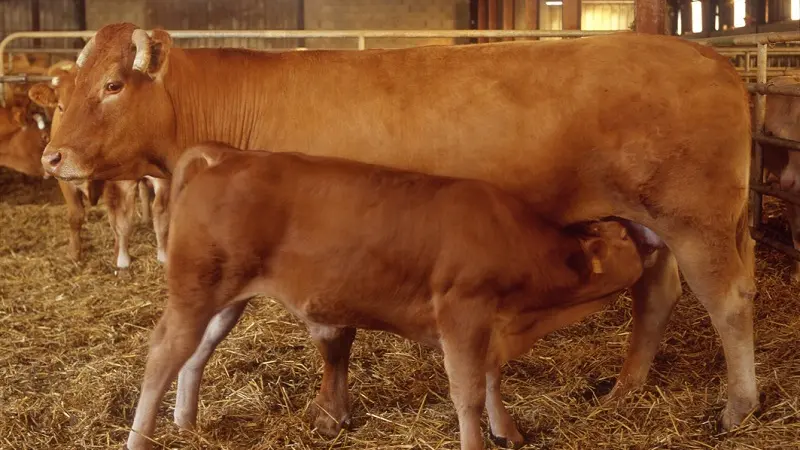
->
489 431 526 449
309 401 351 438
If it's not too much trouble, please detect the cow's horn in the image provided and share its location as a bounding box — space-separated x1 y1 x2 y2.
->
131 29 152 72
75 36 96 68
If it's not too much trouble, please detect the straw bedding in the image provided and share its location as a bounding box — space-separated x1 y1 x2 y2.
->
1 167 798 449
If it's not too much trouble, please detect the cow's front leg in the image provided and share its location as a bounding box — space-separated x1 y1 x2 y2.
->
308 325 356 437
485 367 524 449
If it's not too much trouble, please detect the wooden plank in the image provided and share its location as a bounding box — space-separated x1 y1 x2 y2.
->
477 0 488 43
563 0 581 30
526 0 538 40
635 0 667 34
502 0 514 41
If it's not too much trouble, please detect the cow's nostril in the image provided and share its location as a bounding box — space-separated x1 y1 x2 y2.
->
46 152 62 167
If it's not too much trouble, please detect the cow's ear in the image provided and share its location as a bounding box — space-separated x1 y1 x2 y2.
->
579 237 608 275
131 28 172 80
28 83 57 109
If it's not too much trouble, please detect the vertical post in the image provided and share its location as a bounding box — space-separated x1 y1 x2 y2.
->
478 0 488 43
503 0 515 41
297 0 305 49
702 0 717 33
74 0 87 48
563 0 582 30
635 0 667 34
679 0 692 34
357 35 366 50
719 0 733 30
750 43 767 230
526 0 539 40
31 0 41 48
488 0 499 42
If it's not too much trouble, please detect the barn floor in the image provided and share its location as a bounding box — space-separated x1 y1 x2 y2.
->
1 167 798 450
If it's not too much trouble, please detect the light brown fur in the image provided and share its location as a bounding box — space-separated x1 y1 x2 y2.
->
127 142 645 450
45 23 758 436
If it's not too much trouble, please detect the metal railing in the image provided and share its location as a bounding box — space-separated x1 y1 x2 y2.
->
703 31 800 261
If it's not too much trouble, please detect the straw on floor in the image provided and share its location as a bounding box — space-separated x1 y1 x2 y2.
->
1 167 798 449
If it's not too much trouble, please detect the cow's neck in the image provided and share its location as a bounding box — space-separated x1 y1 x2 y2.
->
162 47 286 172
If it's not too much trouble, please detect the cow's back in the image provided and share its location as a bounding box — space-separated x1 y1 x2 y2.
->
172 33 749 230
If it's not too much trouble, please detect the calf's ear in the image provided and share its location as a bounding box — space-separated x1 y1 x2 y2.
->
579 237 608 275
28 83 57 109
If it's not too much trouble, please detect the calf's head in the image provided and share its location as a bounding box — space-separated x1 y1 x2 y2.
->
41 23 175 181
567 221 644 300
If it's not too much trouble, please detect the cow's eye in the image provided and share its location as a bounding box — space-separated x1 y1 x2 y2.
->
105 81 123 94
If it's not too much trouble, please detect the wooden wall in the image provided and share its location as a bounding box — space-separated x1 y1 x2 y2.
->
0 0 83 49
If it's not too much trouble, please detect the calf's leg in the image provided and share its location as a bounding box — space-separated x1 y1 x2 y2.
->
174 300 249 429
104 181 138 269
308 325 356 437
58 180 85 261
485 367 524 449
127 303 213 450
148 177 170 264
437 294 492 450
606 247 682 399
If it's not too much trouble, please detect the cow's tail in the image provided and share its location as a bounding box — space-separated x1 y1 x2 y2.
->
169 143 228 208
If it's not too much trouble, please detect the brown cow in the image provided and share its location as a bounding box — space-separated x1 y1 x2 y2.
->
43 24 758 432
0 102 48 176
126 142 645 450
759 75 800 282
27 67 170 267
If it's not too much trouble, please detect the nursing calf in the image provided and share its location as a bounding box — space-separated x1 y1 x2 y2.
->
126 142 644 450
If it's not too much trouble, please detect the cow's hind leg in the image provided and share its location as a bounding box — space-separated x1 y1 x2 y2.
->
104 180 138 269
485 367 524 449
787 203 800 283
308 325 356 438
174 300 249 429
138 180 152 223
606 247 682 399
670 224 758 430
127 302 213 450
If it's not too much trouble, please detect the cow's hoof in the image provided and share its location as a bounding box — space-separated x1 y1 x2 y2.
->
718 399 759 432
309 401 351 438
489 432 526 449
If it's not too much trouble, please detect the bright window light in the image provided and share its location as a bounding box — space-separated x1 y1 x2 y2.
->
691 1 702 33
734 0 746 27
545 1 563 6
793 0 800 20
677 10 682 34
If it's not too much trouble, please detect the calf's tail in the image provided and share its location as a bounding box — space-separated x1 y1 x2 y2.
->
169 142 229 208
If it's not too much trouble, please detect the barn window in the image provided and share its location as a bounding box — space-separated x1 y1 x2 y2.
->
733 0 746 27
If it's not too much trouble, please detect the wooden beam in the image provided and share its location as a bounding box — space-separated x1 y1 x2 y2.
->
478 0 488 43
719 0 734 30
679 0 692 34
30 0 41 47
703 0 717 33
563 0 581 30
526 0 539 40
488 0 498 41
635 0 667 34
503 0 515 41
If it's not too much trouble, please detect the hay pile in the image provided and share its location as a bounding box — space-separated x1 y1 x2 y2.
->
1 167 798 449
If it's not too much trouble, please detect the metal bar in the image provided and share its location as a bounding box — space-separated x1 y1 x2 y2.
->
0 74 57 83
747 82 800 97
750 43 768 231
754 133 800 152
751 227 800 261
751 182 800 205
696 30 800 46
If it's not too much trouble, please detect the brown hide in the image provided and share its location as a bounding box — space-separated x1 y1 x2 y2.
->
0 105 48 177
126 142 644 449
